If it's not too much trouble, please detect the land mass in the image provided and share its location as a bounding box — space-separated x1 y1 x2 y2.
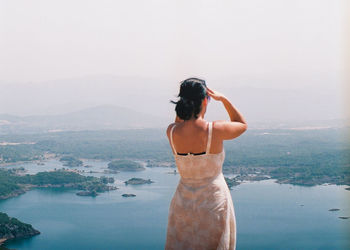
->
124 178 154 185
122 193 136 197
0 169 116 200
59 156 83 167
108 159 145 172
224 177 241 189
76 190 98 197
0 127 349 187
0 212 40 244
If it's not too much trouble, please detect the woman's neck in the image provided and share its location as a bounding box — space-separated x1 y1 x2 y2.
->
183 116 206 126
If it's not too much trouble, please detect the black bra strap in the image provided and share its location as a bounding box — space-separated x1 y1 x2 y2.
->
177 151 206 156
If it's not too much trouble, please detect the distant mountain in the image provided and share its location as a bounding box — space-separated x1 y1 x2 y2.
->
0 75 345 125
0 105 169 134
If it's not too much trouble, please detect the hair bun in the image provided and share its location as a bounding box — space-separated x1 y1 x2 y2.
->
170 77 207 120
175 97 195 120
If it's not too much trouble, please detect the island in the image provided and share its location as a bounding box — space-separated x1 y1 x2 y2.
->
122 193 136 197
59 156 83 167
0 212 40 244
100 176 114 184
124 177 154 185
224 177 241 189
167 169 178 175
76 190 98 197
0 168 117 200
108 159 145 172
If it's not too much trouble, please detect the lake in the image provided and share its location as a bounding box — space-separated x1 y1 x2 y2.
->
1 159 349 250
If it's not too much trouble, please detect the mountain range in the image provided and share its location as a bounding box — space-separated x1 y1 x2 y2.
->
0 105 169 134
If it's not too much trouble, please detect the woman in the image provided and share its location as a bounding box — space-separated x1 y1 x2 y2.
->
165 78 247 250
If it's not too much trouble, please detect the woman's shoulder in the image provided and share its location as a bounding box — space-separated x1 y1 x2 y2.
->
211 120 248 140
211 120 226 128
166 122 180 138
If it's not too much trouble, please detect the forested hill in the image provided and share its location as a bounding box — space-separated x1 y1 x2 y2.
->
0 212 40 243
0 105 167 134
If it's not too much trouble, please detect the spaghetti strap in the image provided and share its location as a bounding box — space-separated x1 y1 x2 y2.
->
206 122 212 153
166 119 236 250
169 124 177 154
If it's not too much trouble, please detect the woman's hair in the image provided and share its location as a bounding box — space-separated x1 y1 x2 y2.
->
171 77 208 120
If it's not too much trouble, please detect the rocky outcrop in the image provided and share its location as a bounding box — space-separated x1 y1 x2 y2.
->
124 178 154 185
328 208 340 211
224 177 241 189
0 212 40 243
76 190 98 197
122 193 136 197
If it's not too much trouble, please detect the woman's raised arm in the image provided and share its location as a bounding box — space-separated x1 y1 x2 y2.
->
207 88 247 140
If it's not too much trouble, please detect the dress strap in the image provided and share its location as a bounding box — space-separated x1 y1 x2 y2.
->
206 122 213 153
169 124 177 154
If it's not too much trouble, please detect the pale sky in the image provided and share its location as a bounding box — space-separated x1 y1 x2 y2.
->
0 0 347 122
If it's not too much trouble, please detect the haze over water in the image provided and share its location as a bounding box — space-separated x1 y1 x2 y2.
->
0 0 347 125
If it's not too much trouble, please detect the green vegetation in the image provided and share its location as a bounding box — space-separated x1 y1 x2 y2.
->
0 127 349 186
16 170 87 185
0 129 170 162
0 212 40 241
59 156 83 167
124 178 154 185
122 193 136 197
108 159 145 171
0 169 116 200
224 177 240 189
0 144 41 163
0 169 24 199
76 190 98 197
269 160 350 186
222 128 350 186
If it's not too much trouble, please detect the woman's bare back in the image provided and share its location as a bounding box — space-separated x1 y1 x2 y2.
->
166 119 224 155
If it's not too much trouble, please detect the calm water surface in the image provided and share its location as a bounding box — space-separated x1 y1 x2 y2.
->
1 159 349 250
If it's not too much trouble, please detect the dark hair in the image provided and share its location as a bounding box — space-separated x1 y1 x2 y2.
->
170 77 208 120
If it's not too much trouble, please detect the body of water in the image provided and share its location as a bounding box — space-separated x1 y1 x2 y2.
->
1 159 349 249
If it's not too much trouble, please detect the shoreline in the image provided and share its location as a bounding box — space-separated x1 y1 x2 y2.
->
1 157 349 192
1 175 349 202
0 155 59 167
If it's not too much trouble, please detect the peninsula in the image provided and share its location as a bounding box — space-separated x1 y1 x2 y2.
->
0 168 116 200
0 212 40 244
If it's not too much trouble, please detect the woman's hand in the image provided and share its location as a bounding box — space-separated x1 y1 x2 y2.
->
207 87 226 101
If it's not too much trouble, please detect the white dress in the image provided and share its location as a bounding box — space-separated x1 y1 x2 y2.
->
165 121 236 250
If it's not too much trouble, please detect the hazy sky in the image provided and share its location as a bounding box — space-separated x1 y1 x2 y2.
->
0 0 347 122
